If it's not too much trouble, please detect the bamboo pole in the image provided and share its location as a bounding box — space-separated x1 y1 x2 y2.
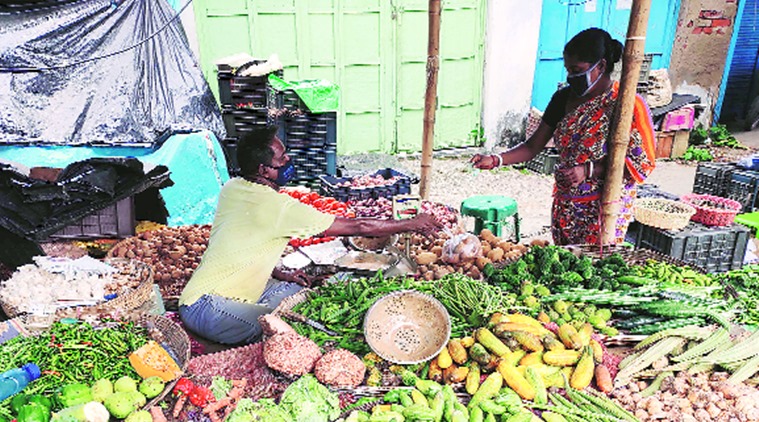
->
419 0 441 200
600 0 651 244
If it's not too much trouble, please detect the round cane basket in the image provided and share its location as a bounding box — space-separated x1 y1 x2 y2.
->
680 194 742 227
633 198 696 231
0 259 154 320
139 314 192 409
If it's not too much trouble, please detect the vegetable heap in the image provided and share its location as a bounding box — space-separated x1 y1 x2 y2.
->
425 313 615 399
279 189 353 247
290 273 513 354
350 372 636 422
0 321 148 412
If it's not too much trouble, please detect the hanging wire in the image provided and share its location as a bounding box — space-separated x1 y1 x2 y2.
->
0 0 193 73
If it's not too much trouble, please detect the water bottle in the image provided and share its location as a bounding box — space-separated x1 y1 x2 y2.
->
0 363 41 401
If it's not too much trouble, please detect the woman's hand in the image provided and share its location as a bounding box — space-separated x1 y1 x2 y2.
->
555 163 589 188
470 154 499 170
273 268 316 287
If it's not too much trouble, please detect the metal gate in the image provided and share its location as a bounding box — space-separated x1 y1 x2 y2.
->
531 0 681 111
192 0 486 153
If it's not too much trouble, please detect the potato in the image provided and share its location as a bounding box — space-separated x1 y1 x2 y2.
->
480 229 497 243
497 240 514 251
480 241 492 255
431 246 444 257
469 266 481 279
487 247 505 262
416 252 438 265
530 239 545 247
475 256 492 271
423 271 434 281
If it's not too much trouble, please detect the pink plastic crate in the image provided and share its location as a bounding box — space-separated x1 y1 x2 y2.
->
661 106 695 132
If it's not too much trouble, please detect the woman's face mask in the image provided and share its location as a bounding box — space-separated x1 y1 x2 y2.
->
566 60 602 97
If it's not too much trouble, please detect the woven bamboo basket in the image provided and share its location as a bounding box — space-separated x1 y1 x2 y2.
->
272 288 313 316
0 258 154 320
139 314 192 409
633 198 696 230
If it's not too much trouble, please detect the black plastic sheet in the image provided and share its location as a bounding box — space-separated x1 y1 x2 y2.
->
0 0 224 145
0 157 171 242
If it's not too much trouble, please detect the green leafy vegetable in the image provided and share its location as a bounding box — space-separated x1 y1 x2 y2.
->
210 377 232 401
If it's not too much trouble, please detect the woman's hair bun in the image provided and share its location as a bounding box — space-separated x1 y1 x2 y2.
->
609 39 623 63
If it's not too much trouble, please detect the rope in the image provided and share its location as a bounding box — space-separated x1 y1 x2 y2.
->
0 0 193 73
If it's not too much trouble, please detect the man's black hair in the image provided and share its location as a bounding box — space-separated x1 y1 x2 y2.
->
564 28 624 75
237 126 279 178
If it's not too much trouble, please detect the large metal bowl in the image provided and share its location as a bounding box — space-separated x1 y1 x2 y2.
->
363 290 451 364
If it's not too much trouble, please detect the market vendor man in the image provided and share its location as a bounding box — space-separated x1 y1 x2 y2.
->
179 126 442 345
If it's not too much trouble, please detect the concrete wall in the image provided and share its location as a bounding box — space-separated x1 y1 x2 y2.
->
481 0 542 147
669 0 738 124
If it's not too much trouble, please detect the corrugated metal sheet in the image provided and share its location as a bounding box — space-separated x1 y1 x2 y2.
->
720 0 759 121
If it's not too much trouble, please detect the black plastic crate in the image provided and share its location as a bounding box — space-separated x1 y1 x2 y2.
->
726 170 759 213
48 197 135 240
634 221 749 273
221 137 240 176
320 168 412 202
637 184 680 201
217 61 283 107
526 148 560 174
287 147 337 185
277 89 311 112
693 163 737 197
221 107 276 138
277 112 337 149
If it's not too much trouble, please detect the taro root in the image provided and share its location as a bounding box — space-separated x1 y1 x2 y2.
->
314 349 366 388
263 332 322 376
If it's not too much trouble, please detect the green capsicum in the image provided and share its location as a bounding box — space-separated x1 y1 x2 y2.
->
27 395 52 412
10 394 30 415
17 403 51 422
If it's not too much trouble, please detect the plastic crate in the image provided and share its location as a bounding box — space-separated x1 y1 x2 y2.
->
277 89 311 112
287 147 336 184
221 107 275 138
637 184 679 201
217 61 283 107
726 170 759 213
277 112 337 149
320 168 413 202
693 163 737 197
221 137 239 176
49 197 135 240
526 148 560 174
634 221 750 273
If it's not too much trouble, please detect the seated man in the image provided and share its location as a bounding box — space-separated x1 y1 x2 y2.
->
179 126 441 345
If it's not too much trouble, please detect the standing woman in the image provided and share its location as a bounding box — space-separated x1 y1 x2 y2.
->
472 28 656 245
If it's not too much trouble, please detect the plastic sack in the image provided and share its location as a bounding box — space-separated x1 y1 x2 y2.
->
441 233 482 265
268 74 340 113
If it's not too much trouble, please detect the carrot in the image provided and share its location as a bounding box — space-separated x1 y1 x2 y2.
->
150 407 168 422
595 364 614 393
203 398 232 414
172 395 188 419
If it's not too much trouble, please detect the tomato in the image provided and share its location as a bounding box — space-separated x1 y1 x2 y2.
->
346 211 356 218
312 198 326 208
290 191 302 199
290 238 301 248
300 197 311 204
301 238 313 246
308 192 320 201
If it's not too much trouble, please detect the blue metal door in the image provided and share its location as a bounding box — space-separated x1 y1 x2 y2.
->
531 0 681 111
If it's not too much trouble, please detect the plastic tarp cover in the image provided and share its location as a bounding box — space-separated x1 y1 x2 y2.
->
268 74 340 113
140 130 230 226
0 0 224 145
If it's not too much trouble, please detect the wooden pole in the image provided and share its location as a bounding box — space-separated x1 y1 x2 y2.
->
600 0 651 244
419 0 441 200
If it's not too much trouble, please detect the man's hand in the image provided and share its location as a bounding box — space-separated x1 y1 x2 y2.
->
555 163 588 188
470 154 498 170
410 213 444 236
274 268 316 287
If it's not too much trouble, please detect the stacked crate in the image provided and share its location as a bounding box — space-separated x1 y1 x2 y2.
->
218 63 337 184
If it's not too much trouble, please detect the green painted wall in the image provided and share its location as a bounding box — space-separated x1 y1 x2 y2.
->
193 0 486 154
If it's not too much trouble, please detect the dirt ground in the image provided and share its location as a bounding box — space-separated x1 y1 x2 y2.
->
372 129 759 241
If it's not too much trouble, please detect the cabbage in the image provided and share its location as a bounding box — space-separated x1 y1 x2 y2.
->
279 375 340 422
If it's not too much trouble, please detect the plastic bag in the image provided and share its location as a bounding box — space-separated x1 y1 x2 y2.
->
441 233 482 265
268 74 340 113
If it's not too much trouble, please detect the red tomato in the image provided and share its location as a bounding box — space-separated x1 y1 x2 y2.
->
290 191 302 199
290 239 301 247
301 238 313 246
312 198 325 208
346 211 356 218
308 192 320 201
